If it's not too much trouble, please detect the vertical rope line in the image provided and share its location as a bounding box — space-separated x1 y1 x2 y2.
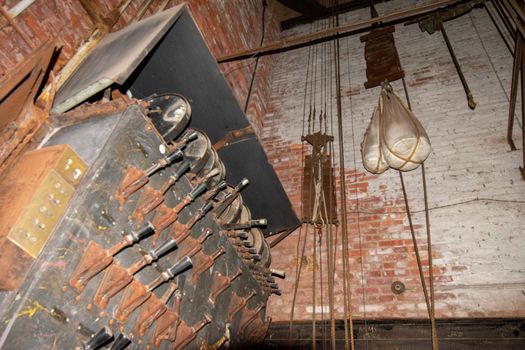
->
288 224 308 345
334 7 355 350
312 223 317 350
290 16 318 346
398 49 439 348
344 26 369 350
398 172 434 342
422 164 439 349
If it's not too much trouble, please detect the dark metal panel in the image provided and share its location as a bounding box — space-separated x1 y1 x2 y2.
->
217 137 300 235
125 11 300 236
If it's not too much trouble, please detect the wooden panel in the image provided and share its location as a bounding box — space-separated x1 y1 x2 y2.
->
267 318 525 349
301 153 337 224
361 26 405 89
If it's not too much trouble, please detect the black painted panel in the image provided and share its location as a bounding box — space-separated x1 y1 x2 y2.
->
125 10 300 235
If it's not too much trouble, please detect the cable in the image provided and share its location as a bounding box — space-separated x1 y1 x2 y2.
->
243 0 267 114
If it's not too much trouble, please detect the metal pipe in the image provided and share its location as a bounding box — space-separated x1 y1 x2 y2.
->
217 0 462 62
440 22 476 109
507 35 522 151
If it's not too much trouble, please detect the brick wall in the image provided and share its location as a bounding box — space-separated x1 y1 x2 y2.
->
0 0 279 133
263 1 525 321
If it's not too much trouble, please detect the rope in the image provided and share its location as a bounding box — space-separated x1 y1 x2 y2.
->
399 172 436 342
345 29 369 350
422 164 439 350
398 63 439 349
333 7 355 349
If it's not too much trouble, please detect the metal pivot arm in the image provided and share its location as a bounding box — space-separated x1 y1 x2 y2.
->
440 22 476 109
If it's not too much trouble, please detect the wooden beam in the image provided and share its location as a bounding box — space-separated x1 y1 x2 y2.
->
217 0 465 62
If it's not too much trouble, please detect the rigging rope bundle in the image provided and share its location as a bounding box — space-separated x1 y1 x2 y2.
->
361 82 431 173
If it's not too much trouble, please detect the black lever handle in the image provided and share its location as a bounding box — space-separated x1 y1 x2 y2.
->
200 201 213 215
189 183 207 200
165 149 183 164
173 159 191 180
109 334 131 350
167 256 193 278
234 178 249 192
84 327 113 350
130 221 155 242
149 239 177 260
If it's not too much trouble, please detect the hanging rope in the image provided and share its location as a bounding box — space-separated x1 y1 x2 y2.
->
397 62 439 349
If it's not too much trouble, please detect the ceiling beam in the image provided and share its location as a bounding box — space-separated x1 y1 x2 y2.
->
280 0 388 30
276 0 325 17
217 0 465 63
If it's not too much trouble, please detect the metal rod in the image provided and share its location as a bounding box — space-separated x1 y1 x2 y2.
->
501 0 525 39
217 0 462 62
491 0 517 40
440 22 476 109
507 35 522 151
485 3 514 56
521 37 525 180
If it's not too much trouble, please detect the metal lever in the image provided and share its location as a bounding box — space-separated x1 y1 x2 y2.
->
188 183 207 200
270 268 286 279
109 334 131 350
129 221 155 242
234 178 250 192
84 327 113 350
203 180 227 201
221 219 267 230
149 239 177 260
166 256 193 280
173 159 191 180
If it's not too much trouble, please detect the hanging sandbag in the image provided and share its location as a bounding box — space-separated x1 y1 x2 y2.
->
379 84 431 171
361 106 389 174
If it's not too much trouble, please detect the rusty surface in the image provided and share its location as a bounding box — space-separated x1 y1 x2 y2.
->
152 293 183 347
135 285 177 336
191 247 226 284
69 241 111 292
116 165 148 202
208 268 243 306
0 144 83 290
0 41 56 173
360 26 405 89
171 207 209 244
179 228 212 258
69 234 134 292
240 304 265 336
114 279 150 323
227 290 257 323
171 314 211 350
0 105 273 349
93 263 133 309
132 186 163 221
51 99 130 128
